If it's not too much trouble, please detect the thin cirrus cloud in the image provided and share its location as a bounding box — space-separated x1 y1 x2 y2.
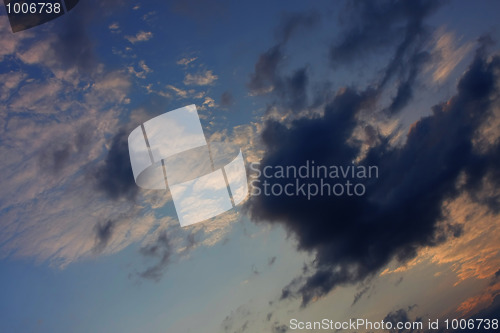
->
427 26 475 84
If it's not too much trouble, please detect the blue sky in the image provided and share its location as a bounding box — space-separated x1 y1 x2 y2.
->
1 1 500 332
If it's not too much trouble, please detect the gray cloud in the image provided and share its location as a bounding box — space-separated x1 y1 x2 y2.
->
93 128 138 201
330 0 442 114
138 231 172 281
246 39 500 307
38 126 92 173
93 219 115 253
248 45 284 96
352 285 370 306
248 10 320 104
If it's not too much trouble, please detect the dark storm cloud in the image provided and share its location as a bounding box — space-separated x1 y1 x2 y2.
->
92 219 115 253
248 0 439 116
330 0 440 64
94 128 138 201
246 42 500 306
385 50 431 114
138 231 172 281
331 0 442 114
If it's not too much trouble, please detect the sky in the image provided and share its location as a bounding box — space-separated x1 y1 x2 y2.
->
0 1 500 332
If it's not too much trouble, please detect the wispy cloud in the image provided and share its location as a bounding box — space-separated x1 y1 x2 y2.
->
0 18 33 61
177 57 197 67
202 96 216 108
108 22 120 31
0 71 26 101
128 60 153 79
427 27 474 83
125 31 153 44
183 70 218 86
166 84 189 98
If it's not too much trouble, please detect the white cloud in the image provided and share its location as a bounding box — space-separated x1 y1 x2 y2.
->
177 57 197 67
88 70 131 104
166 84 189 98
163 85 206 100
427 27 474 84
128 60 153 79
202 96 216 108
184 70 218 86
125 31 153 44
139 60 151 73
9 79 63 113
15 35 89 84
109 22 120 30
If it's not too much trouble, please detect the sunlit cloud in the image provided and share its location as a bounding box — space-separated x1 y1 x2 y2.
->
108 22 120 32
125 31 153 44
426 26 474 84
183 69 218 86
128 60 153 79
177 56 197 67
